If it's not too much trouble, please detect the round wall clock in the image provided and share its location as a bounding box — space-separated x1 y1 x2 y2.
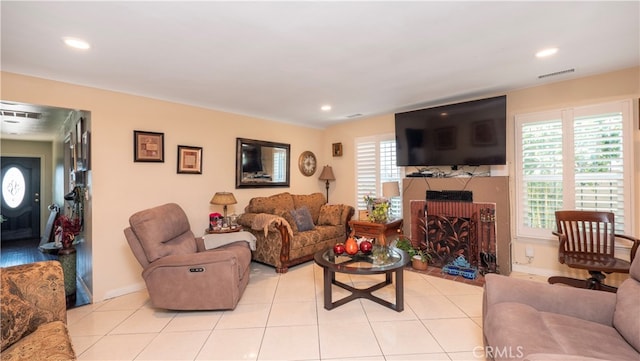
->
298 151 317 176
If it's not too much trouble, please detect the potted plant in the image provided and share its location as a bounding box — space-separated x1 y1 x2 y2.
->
364 195 390 223
54 214 82 306
410 249 430 270
393 235 432 270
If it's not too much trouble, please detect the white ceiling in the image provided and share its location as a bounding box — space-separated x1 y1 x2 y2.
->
1 1 639 134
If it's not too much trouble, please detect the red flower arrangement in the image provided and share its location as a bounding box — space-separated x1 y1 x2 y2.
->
55 215 82 249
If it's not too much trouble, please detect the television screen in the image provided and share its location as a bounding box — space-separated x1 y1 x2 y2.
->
241 144 263 172
395 95 506 167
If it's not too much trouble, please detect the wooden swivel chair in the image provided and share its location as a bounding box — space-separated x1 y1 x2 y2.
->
549 210 640 292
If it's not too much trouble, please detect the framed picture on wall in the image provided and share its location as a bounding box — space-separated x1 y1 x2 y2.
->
134 130 164 162
332 142 343 157
80 131 90 171
177 145 203 174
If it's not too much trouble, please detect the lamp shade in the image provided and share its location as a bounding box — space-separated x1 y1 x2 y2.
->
382 181 400 198
210 192 237 205
318 166 336 181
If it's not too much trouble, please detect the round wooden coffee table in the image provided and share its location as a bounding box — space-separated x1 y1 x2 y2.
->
314 246 409 312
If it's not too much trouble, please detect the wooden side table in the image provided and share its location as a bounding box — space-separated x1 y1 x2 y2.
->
348 218 403 246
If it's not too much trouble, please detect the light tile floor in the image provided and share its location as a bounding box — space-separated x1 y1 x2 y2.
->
68 262 513 361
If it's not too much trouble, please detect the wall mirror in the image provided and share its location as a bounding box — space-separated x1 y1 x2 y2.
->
236 138 290 188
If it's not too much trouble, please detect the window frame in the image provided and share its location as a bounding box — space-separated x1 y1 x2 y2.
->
514 99 634 241
354 134 403 218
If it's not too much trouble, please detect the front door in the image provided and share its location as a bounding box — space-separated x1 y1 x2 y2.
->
1 157 41 241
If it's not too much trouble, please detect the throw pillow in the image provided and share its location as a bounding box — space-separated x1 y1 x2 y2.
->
318 204 343 226
276 209 298 234
290 206 315 232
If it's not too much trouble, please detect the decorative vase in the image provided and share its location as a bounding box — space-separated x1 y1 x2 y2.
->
58 245 77 307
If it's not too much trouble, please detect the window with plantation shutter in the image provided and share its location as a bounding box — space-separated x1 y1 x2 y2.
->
355 135 403 219
515 100 633 239
272 148 287 182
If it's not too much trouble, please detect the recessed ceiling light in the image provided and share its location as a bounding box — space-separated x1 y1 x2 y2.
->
63 37 91 50
536 47 558 58
321 105 332 111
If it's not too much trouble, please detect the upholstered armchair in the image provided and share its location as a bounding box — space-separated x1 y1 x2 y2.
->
483 248 640 361
124 203 252 310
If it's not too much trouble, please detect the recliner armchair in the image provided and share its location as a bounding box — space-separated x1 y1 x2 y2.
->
124 203 251 310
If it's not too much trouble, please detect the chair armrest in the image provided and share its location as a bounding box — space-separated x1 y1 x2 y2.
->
615 233 640 261
341 205 355 236
143 247 246 272
552 231 568 262
237 212 283 232
483 274 616 326
1 261 67 325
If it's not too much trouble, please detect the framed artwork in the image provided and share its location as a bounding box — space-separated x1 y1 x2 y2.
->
134 130 164 162
177 145 203 174
434 126 457 150
80 131 90 171
472 119 497 146
76 117 84 144
332 142 343 157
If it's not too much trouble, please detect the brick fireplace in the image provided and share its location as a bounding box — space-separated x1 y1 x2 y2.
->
410 200 497 274
402 176 510 274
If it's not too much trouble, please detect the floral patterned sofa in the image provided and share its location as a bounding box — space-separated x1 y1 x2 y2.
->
1 261 76 360
237 192 354 272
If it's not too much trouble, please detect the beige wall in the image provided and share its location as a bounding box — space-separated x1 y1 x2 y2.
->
2 66 638 300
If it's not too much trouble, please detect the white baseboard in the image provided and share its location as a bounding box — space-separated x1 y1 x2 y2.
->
511 263 558 277
102 282 146 301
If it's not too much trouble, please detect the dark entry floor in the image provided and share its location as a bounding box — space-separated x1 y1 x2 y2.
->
1 237 90 308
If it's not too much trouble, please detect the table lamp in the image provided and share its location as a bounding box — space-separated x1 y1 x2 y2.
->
382 181 400 200
210 192 237 221
318 165 336 203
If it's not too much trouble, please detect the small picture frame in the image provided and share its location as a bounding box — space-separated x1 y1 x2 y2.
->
359 210 370 221
177 145 203 174
81 131 90 171
332 142 343 157
134 130 164 162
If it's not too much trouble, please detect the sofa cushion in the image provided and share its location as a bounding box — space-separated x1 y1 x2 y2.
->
1 275 35 351
290 206 315 232
292 193 325 224
129 203 197 263
318 204 343 226
246 192 294 214
1 321 75 361
485 302 639 361
613 278 640 351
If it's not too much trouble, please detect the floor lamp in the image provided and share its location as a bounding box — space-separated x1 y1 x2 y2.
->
318 166 336 203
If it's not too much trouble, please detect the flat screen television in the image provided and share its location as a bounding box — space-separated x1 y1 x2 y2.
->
395 95 507 167
241 144 263 172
